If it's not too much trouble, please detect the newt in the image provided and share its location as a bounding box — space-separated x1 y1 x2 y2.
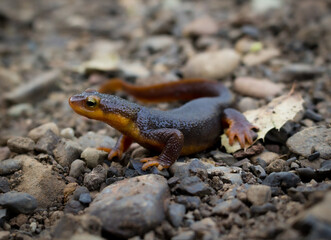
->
69 79 258 171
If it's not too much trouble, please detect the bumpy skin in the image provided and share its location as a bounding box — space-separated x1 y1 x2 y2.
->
69 79 257 170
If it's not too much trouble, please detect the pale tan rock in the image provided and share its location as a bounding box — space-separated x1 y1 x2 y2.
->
183 49 240 79
243 48 280 66
234 77 284 98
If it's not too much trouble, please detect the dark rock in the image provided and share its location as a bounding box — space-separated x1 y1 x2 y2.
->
69 159 86 178
35 129 60 155
73 186 90 201
211 151 237 166
107 167 120 177
64 200 84 214
4 70 60 104
124 168 139 178
7 137 35 154
150 166 170 178
168 176 180 188
305 109 323 122
53 139 82 167
0 159 22 175
87 174 170 238
0 191 37 214
178 176 214 196
187 159 208 175
0 177 10 193
77 132 115 150
83 165 107 191
241 25 260 38
79 193 92 204
0 147 10 161
167 203 186 227
28 122 59 142
308 152 320 161
251 203 277 215
250 165 267 179
262 172 300 193
169 162 190 179
176 196 201 210
207 166 243 185
286 126 331 159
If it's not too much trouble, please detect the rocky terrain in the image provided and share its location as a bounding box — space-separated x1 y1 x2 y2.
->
0 0 330 239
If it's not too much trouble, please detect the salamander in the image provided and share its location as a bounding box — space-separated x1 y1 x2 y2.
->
69 79 258 170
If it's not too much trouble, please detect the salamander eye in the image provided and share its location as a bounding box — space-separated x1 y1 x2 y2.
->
86 96 98 108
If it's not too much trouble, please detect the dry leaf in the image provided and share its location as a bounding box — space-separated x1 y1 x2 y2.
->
221 90 304 153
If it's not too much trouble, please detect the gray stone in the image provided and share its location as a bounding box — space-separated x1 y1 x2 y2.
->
87 174 170 238
73 186 90 201
83 165 107 191
28 122 60 142
287 126 331 159
79 193 92 204
81 147 108 168
171 231 195 240
207 166 243 185
250 203 277 215
35 129 60 155
69 160 86 178
54 139 82 167
4 70 60 104
279 64 324 82
0 159 22 175
0 191 37 214
78 132 115 150
167 203 186 227
247 185 271 205
178 176 214 196
238 97 259 112
142 35 174 52
64 200 85 214
7 137 35 154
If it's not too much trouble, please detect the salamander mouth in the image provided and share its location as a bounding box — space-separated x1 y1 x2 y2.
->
68 94 85 108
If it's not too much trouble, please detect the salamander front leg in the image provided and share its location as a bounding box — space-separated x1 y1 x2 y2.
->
140 129 184 171
98 134 133 162
222 108 259 148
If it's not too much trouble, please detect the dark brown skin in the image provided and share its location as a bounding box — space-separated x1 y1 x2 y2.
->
69 79 258 170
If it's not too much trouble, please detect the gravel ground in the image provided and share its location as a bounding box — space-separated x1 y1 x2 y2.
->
0 0 330 239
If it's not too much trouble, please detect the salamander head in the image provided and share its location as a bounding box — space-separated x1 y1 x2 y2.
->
69 89 141 131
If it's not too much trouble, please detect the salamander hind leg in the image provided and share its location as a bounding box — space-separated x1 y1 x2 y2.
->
222 108 259 148
140 129 184 171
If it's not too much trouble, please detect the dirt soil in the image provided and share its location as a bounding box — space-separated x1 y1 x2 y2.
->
0 0 330 240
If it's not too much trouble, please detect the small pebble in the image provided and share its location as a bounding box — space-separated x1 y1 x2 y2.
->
28 122 60 142
64 200 84 214
266 159 286 173
35 129 60 155
0 147 11 161
81 147 108 168
73 186 90 201
305 109 323 122
7 137 35 154
308 152 320 161
69 159 86 178
53 139 82 167
8 103 34 117
79 193 92 204
60 128 75 140
83 165 107 191
0 159 22 175
243 48 280 66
